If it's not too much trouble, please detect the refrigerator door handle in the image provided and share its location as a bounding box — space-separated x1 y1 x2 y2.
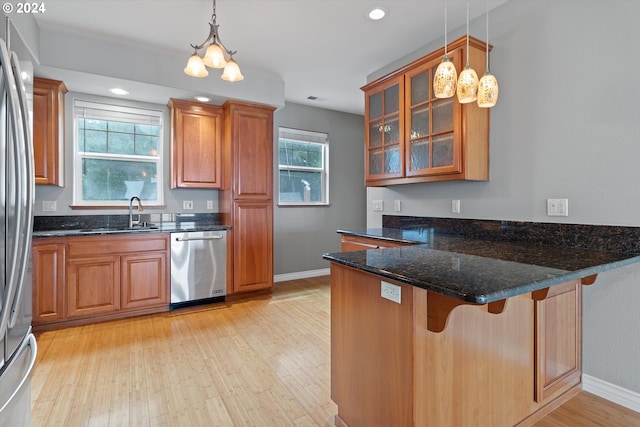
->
8 51 33 328
0 333 37 414
0 39 24 339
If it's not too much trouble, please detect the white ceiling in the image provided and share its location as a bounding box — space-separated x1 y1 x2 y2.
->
33 0 508 115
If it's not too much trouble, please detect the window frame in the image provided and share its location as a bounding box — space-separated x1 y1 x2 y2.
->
72 99 164 207
277 127 330 207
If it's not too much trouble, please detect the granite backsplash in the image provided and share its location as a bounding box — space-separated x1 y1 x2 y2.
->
33 213 223 231
382 215 640 254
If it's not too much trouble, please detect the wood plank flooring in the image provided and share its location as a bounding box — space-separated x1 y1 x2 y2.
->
31 276 640 426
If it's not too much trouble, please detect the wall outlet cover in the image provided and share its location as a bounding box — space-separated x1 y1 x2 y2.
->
381 281 401 304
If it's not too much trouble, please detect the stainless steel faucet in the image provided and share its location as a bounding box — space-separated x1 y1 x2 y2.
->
129 196 143 228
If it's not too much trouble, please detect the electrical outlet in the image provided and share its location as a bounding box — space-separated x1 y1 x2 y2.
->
183 200 193 210
42 201 56 212
206 200 214 209
394 200 402 212
381 281 401 304
547 199 568 216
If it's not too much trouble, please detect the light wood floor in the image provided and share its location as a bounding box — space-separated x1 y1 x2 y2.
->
31 276 640 427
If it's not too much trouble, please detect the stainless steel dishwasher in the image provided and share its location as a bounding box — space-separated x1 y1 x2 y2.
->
170 230 227 308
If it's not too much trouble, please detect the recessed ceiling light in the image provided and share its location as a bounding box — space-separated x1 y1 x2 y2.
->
109 88 129 95
368 7 387 20
195 96 211 102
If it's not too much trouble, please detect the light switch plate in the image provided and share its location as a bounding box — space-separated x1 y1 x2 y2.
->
42 201 56 212
452 199 461 214
183 200 194 210
372 200 384 212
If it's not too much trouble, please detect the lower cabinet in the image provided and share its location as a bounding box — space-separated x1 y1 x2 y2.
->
232 201 273 294
121 252 167 310
67 256 120 318
32 241 66 323
32 233 170 329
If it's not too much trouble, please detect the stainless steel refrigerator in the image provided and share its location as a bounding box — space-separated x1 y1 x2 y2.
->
0 20 37 426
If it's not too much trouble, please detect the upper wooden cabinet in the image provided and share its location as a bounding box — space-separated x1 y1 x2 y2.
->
362 36 490 186
168 98 223 189
33 77 67 186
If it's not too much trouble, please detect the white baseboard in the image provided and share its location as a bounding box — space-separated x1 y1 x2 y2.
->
274 268 330 283
583 374 640 413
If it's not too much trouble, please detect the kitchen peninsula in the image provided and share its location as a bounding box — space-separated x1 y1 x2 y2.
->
323 216 640 427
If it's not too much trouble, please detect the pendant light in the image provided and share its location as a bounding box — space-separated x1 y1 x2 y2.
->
433 1 457 99
457 2 479 103
184 0 244 82
477 0 498 108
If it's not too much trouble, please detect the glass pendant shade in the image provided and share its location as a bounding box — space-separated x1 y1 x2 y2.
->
433 58 457 98
457 66 479 103
477 73 499 108
184 54 209 77
203 42 227 68
221 58 244 82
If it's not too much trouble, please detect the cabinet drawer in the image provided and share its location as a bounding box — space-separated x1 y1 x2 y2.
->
67 233 168 257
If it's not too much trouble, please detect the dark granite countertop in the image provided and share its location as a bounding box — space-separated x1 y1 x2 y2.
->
32 213 229 238
326 224 640 304
32 223 229 238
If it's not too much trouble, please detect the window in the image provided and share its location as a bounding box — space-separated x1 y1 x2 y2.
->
73 100 163 206
278 127 329 206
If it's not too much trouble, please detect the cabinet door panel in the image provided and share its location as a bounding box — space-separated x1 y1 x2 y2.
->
233 201 273 293
231 106 274 199
67 256 120 317
169 99 222 189
32 242 66 323
33 78 66 186
121 252 168 310
535 280 582 403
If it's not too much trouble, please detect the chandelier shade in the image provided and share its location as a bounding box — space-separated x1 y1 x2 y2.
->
184 53 209 78
184 0 242 82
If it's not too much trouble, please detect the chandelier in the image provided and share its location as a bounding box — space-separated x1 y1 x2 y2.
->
183 0 244 82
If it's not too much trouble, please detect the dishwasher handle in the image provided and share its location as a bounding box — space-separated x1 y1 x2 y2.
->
175 235 225 242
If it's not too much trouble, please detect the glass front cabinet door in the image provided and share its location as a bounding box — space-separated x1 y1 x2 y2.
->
362 36 490 187
364 76 404 181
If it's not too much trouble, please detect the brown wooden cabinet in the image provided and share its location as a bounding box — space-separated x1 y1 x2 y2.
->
168 98 223 189
121 251 168 310
67 255 120 318
220 100 276 295
33 77 67 186
32 233 169 330
340 234 412 251
32 240 66 324
362 36 489 186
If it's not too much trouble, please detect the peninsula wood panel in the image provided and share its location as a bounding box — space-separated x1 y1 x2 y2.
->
535 280 582 403
331 264 413 427
67 256 120 317
32 241 66 323
414 289 535 427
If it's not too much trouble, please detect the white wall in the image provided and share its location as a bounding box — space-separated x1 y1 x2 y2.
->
366 0 640 394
